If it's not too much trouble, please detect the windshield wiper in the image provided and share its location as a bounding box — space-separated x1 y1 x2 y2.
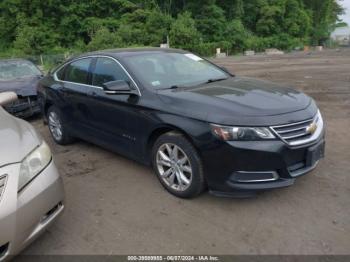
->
163 85 188 90
163 77 228 90
205 77 228 84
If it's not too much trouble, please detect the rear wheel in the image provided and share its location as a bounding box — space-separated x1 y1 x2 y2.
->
152 131 206 198
47 106 74 145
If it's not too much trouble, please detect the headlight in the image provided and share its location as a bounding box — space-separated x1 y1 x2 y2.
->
210 124 276 141
18 141 52 192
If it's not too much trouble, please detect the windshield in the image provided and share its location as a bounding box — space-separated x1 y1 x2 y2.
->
0 60 41 81
123 52 229 89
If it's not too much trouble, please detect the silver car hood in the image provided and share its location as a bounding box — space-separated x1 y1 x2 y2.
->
0 107 41 167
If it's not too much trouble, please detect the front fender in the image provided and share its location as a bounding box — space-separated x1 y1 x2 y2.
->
138 112 213 162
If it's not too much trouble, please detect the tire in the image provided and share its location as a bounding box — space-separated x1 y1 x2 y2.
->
47 106 74 145
152 131 206 198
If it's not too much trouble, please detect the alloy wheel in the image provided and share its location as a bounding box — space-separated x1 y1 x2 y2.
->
156 143 193 191
48 111 63 141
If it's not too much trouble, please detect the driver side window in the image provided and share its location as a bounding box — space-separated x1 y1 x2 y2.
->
92 57 129 87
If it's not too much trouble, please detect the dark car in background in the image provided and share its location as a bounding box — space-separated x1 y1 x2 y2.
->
0 59 43 118
37 48 325 198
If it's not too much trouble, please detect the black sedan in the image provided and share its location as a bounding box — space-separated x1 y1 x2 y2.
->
0 59 42 118
37 48 325 198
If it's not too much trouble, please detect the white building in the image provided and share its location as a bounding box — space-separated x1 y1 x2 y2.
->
331 26 350 46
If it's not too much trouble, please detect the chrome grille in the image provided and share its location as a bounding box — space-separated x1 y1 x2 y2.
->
271 111 324 146
0 175 7 202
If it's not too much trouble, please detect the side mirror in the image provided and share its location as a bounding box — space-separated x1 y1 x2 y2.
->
0 92 18 106
102 80 136 95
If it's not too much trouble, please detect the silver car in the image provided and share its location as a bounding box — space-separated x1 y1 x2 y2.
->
0 92 64 260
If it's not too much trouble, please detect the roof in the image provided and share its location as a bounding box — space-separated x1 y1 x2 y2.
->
75 47 188 60
49 47 190 74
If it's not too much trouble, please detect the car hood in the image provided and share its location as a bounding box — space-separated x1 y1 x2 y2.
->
0 107 41 167
0 76 40 97
157 77 317 126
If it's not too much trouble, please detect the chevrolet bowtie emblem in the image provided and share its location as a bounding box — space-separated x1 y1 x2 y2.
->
306 122 317 135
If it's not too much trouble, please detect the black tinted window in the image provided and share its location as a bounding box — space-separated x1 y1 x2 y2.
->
65 58 92 84
92 57 129 87
56 66 65 80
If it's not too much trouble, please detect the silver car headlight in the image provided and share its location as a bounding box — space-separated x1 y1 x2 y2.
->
210 124 276 141
18 141 52 192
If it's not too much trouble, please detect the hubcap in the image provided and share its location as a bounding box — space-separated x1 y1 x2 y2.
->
156 143 192 191
48 111 63 141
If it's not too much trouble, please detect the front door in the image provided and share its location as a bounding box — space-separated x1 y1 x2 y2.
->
84 57 141 157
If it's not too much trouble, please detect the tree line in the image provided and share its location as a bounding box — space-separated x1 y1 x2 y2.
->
0 0 345 57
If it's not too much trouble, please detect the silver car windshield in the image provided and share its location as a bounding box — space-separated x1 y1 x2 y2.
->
0 61 41 81
123 52 228 89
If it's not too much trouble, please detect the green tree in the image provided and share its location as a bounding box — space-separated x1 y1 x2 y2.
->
117 9 172 46
0 0 346 56
217 0 244 19
169 12 201 49
224 19 247 51
87 27 123 51
242 0 269 32
14 25 60 55
233 0 244 18
144 10 173 45
303 0 344 45
256 5 284 36
283 0 311 38
190 1 227 42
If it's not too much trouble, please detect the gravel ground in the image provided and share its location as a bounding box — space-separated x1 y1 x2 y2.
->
23 49 350 255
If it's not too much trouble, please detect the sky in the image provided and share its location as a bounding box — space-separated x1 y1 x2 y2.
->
339 0 350 25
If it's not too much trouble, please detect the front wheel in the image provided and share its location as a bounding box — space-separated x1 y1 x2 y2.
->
152 132 206 198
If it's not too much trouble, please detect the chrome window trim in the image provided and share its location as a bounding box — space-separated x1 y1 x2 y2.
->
270 110 324 147
53 55 142 96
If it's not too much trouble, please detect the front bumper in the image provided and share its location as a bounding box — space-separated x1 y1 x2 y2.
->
3 96 40 118
0 160 64 261
202 133 325 197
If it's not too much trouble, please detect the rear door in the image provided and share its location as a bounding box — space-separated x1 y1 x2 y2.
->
58 57 94 133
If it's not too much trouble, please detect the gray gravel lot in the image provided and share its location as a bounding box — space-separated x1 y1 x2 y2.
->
23 49 350 255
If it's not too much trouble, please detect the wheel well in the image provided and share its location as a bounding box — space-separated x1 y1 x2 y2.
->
44 102 53 116
147 126 197 161
43 102 53 123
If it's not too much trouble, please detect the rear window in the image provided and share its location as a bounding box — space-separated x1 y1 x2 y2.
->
63 58 93 84
56 66 65 80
